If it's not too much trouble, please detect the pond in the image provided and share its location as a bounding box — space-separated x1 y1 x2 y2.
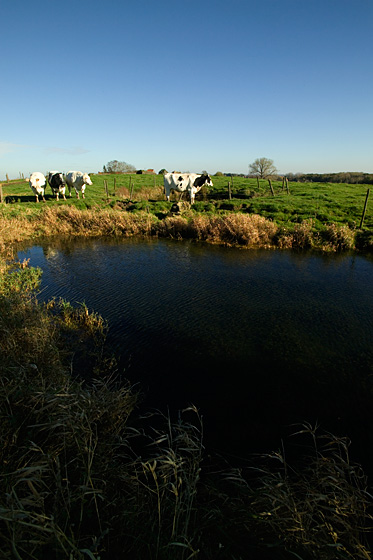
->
18 238 373 468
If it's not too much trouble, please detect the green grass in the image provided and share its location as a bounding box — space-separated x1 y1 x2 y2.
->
2 174 371 231
1 174 373 252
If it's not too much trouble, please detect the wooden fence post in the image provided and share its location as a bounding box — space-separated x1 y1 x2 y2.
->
114 177 117 194
0 184 3 203
256 176 259 189
104 180 109 199
6 174 9 182
285 177 290 195
360 188 370 229
268 179 274 196
129 176 134 200
282 176 285 190
228 181 232 200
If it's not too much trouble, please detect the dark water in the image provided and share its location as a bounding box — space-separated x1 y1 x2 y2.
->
18 238 373 466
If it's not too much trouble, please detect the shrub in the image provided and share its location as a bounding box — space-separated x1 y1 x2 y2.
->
277 220 316 249
322 223 355 251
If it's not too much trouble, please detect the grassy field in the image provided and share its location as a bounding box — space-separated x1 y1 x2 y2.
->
1 172 373 252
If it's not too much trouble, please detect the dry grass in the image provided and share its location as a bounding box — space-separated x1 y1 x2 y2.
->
224 423 373 559
323 223 356 251
0 204 359 252
157 213 278 247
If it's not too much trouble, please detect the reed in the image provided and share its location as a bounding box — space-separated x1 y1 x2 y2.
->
0 202 361 252
240 423 373 559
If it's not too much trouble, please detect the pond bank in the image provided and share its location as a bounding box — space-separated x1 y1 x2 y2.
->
1 204 372 256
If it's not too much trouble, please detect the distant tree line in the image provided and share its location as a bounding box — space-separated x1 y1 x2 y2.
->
102 160 373 185
285 172 373 184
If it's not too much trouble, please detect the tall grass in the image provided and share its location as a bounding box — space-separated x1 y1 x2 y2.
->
241 423 373 559
0 203 361 252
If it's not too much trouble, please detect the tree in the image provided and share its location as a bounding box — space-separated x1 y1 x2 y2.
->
104 160 136 173
249 157 277 179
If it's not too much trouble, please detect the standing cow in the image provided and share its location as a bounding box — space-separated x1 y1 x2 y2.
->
29 172 46 202
65 171 92 199
48 171 66 200
164 173 213 204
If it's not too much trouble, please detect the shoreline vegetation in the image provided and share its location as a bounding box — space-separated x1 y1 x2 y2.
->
1 173 372 253
1 175 373 558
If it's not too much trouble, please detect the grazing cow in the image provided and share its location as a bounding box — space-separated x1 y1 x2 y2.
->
48 171 66 200
65 171 92 199
164 173 213 204
29 172 46 202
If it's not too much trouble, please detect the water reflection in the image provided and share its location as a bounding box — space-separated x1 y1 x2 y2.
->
17 238 373 466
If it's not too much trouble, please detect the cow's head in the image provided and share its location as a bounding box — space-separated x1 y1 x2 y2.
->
83 173 93 185
193 174 213 188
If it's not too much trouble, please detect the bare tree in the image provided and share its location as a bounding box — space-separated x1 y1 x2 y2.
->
249 157 277 179
104 160 136 173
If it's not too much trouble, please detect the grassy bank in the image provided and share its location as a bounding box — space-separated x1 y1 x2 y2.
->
1 173 372 252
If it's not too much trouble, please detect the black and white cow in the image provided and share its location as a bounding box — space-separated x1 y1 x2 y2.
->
64 171 92 199
29 172 46 202
48 171 66 200
164 173 213 204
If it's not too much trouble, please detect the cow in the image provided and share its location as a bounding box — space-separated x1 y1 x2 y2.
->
164 173 213 204
29 172 46 202
65 171 92 199
48 171 66 200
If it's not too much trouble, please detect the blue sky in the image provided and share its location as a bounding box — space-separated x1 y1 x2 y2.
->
1 0 372 179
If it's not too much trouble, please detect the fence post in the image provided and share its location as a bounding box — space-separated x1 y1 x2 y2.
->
285 177 290 195
256 176 259 189
228 181 232 200
129 176 134 200
6 174 9 182
268 179 274 196
359 188 370 229
104 180 109 199
114 177 116 194
0 184 3 203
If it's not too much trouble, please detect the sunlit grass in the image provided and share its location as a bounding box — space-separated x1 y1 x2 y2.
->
1 173 372 252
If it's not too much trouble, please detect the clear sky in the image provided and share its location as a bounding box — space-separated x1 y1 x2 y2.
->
1 0 372 179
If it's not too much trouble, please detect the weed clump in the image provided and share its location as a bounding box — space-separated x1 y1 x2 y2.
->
322 223 356 251
241 423 373 559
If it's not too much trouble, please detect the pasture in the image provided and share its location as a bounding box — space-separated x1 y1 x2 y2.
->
1 172 372 253
2 173 372 233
